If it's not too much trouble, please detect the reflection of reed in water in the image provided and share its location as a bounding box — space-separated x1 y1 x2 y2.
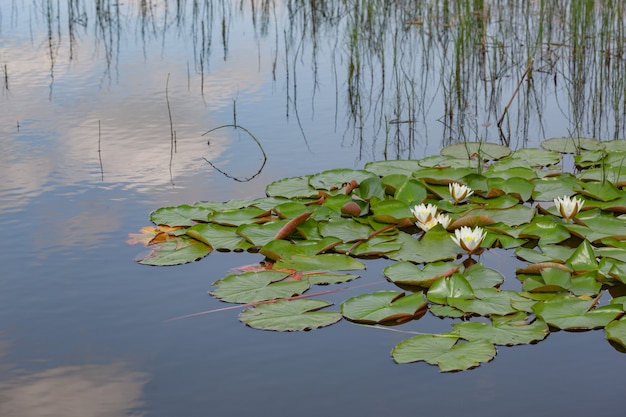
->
23 1 626 158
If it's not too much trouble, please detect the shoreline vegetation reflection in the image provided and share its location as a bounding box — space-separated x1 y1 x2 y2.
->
2 0 625 161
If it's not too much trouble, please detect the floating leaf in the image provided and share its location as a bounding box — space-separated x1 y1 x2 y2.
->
266 175 318 198
341 291 428 325
448 288 532 316
186 223 253 251
440 142 511 160
532 295 622 330
273 253 366 272
210 271 309 304
384 261 460 289
606 317 626 351
427 274 475 305
150 205 213 226
394 179 428 205
309 168 377 190
392 334 496 372
319 218 374 242
239 299 342 331
541 137 603 153
138 240 211 266
304 272 360 285
453 318 549 346
208 207 271 227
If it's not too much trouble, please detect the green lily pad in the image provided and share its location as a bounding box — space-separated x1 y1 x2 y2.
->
392 334 496 372
384 261 460 289
453 317 549 346
208 207 271 227
210 270 309 304
364 160 423 177
463 262 506 289
304 272 360 285
606 317 626 351
577 181 622 202
531 173 580 201
532 295 623 330
237 220 291 246
266 175 318 198
319 218 374 242
440 142 511 161
138 240 211 266
150 204 213 226
273 253 366 272
186 223 253 251
260 238 341 261
239 299 342 331
541 137 604 153
371 199 413 224
448 288 532 316
427 274 475 305
508 148 562 167
309 168 378 190
341 291 428 325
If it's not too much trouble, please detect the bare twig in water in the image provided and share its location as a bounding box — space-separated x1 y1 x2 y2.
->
201 124 267 182
166 73 175 186
497 58 535 145
98 120 104 181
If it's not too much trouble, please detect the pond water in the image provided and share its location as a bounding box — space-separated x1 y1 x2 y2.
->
1 1 625 416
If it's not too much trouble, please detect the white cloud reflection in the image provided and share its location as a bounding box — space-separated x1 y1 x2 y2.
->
0 362 148 417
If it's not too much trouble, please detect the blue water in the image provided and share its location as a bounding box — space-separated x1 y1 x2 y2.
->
0 1 624 416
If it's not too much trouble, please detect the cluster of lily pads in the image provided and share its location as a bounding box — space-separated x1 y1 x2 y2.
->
131 138 626 371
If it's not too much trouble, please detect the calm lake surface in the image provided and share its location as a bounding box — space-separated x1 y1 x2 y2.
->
0 1 624 416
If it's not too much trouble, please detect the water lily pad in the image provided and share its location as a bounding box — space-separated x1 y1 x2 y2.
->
509 148 562 167
239 299 342 331
150 204 213 226
448 288 532 316
392 334 496 372
440 142 511 160
352 176 386 201
394 179 428 205
531 173 579 201
364 160 423 176
453 317 549 345
371 199 413 224
319 218 374 242
427 274 474 305
266 175 318 198
237 220 290 246
273 253 365 272
138 240 211 266
304 272 360 285
309 168 378 190
606 317 626 351
210 270 309 304
532 295 622 330
462 263 505 289
384 261 460 289
341 291 428 325
576 181 622 202
260 237 341 261
187 223 253 251
208 207 271 227
541 137 604 153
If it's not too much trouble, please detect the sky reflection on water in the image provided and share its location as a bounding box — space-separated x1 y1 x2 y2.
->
1 1 626 416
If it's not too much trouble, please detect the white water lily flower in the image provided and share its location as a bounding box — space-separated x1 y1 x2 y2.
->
554 195 584 221
451 226 486 254
416 213 451 232
411 203 438 224
449 182 473 203
435 213 452 229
